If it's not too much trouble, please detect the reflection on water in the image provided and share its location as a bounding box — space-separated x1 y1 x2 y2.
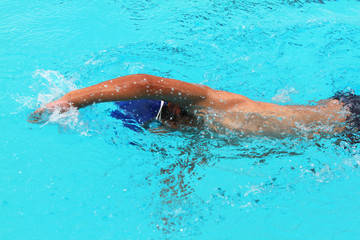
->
125 126 359 235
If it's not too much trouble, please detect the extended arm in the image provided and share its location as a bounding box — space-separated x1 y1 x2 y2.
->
28 74 258 124
62 74 256 110
64 74 210 108
28 74 218 123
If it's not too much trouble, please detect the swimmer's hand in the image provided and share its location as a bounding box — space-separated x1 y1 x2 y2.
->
27 97 72 124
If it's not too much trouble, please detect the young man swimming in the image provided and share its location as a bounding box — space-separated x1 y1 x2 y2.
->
28 74 359 138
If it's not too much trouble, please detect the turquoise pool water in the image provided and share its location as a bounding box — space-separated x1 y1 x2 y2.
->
1 0 360 239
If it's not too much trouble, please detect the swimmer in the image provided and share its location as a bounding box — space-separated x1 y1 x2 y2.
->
28 74 359 138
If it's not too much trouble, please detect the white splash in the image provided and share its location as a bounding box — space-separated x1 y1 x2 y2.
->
272 87 298 104
32 69 77 104
14 70 77 114
23 70 88 133
41 105 75 122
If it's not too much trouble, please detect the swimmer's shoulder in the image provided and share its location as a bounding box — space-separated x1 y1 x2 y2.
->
199 88 255 111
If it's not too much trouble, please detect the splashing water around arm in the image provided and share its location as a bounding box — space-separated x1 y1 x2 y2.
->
28 74 216 123
28 74 348 139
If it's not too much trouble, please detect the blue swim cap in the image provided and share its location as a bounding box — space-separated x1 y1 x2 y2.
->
110 99 164 131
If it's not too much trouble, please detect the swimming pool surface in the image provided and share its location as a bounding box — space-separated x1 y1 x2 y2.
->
1 0 360 239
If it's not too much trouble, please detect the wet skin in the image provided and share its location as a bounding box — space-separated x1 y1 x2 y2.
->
29 74 347 136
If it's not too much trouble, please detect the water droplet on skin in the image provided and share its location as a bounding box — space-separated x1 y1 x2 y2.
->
171 88 174 91
104 85 108 88
178 92 182 95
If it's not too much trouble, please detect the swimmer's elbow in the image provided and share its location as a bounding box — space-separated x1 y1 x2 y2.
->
130 74 156 86
130 74 168 99
128 74 154 93
131 74 155 82
128 74 212 103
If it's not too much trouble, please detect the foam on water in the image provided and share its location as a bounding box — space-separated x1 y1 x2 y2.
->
21 69 92 133
32 69 77 104
272 87 298 103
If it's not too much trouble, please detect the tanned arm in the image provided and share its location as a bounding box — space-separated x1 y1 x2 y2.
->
29 73 344 134
65 74 210 108
29 74 237 123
